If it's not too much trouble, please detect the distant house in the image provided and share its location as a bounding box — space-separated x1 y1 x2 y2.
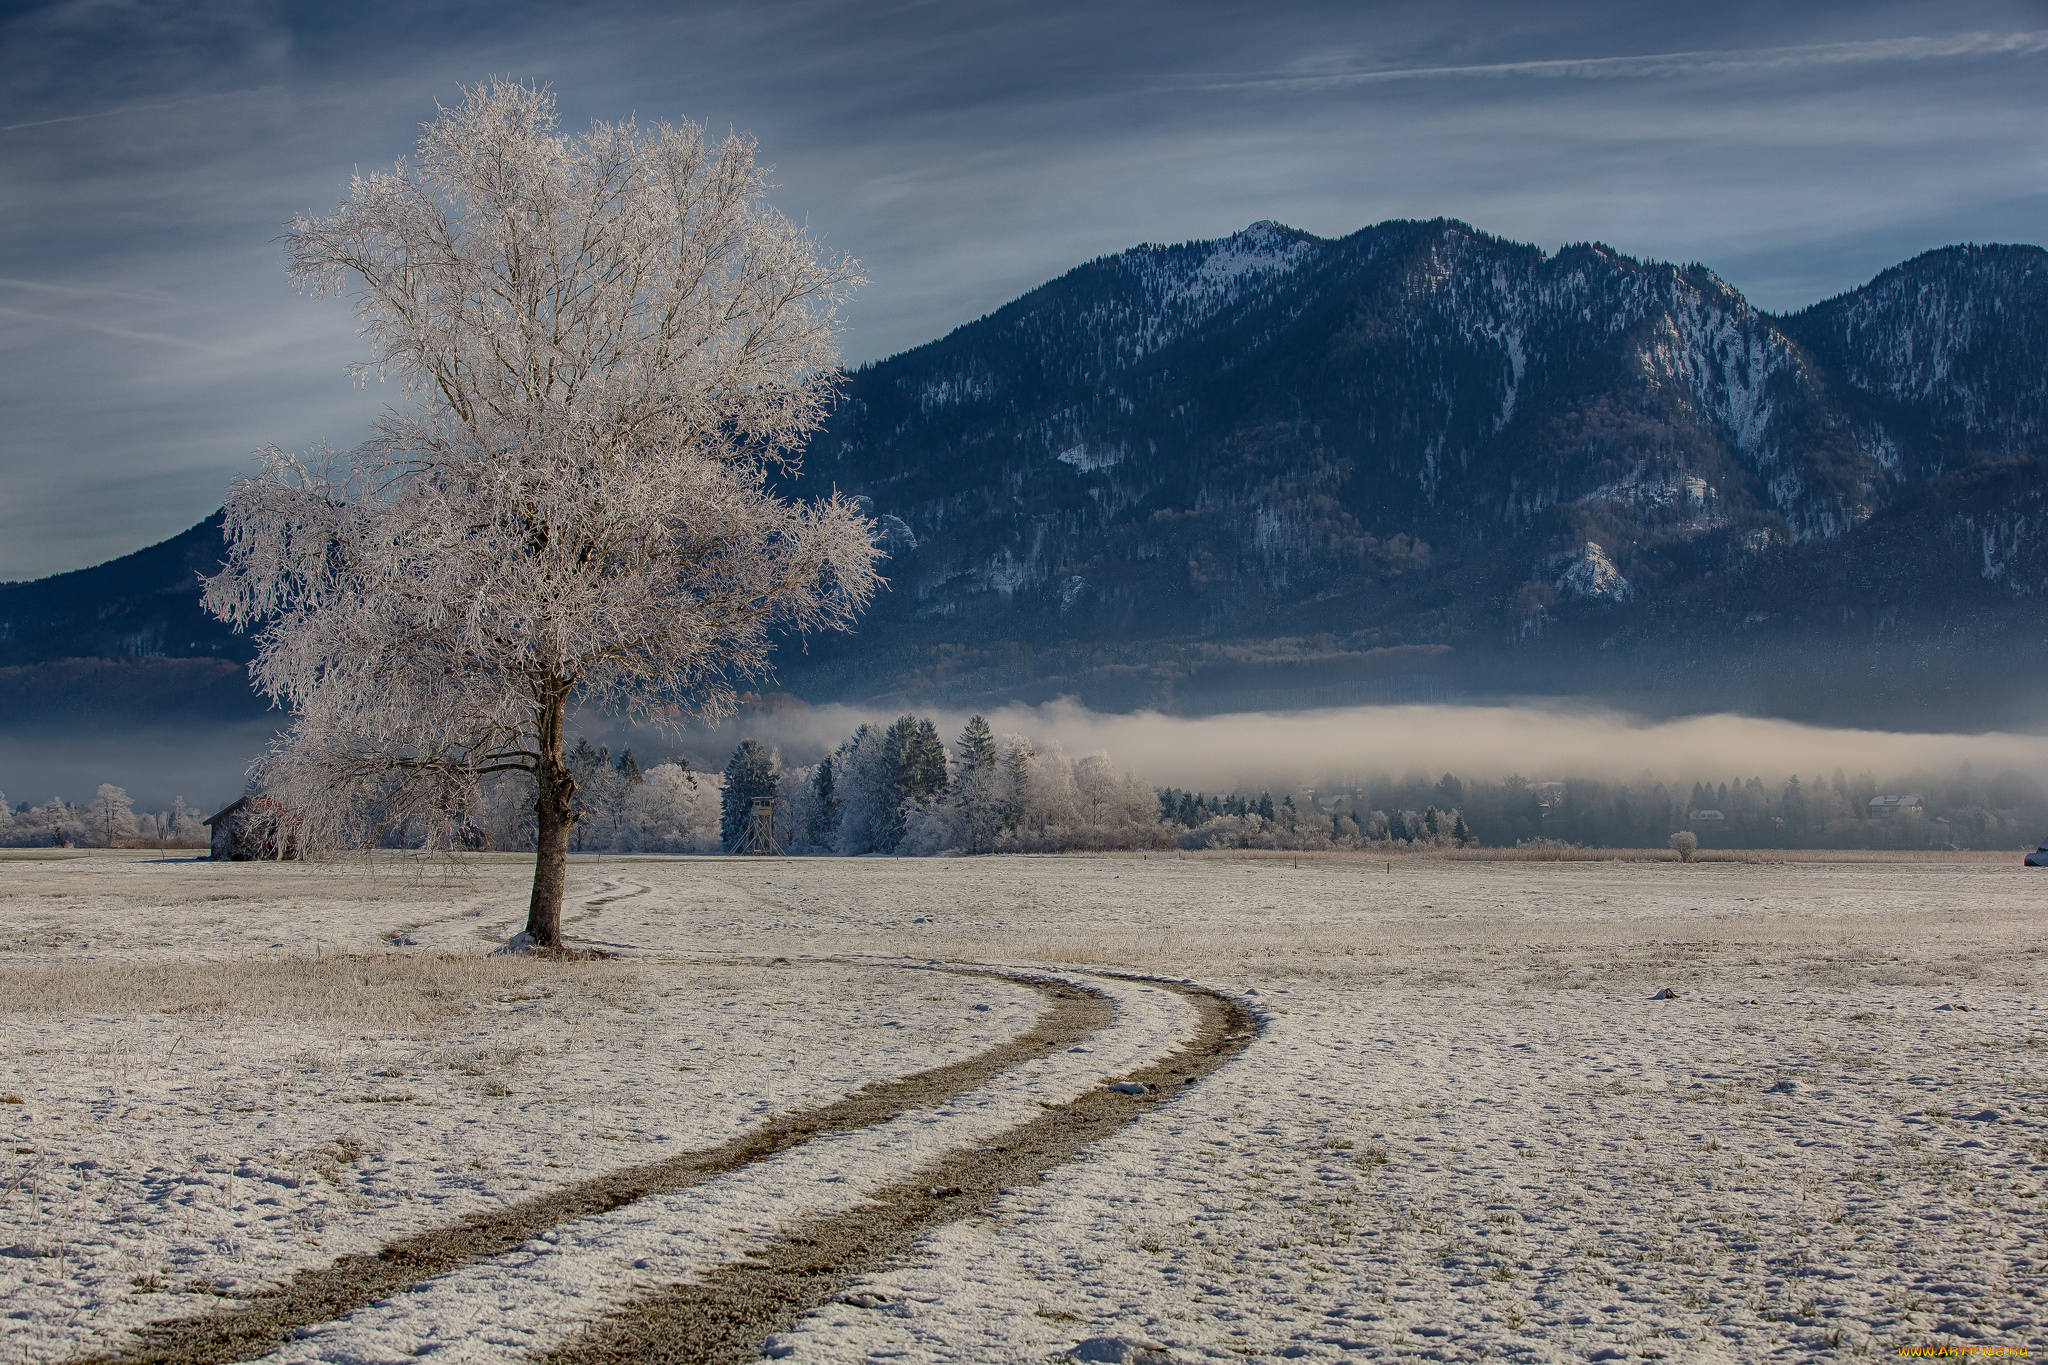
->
1868 794 1923 819
1688 809 1725 823
203 796 304 860
1533 782 1567 807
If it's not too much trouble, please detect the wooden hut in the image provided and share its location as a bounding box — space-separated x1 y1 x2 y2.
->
203 796 303 861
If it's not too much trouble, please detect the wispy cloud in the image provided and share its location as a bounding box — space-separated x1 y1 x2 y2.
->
0 89 270 135
0 276 166 304
0 304 223 353
1173 29 2048 93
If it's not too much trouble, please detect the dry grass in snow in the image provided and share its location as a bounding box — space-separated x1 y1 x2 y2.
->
0 952 587 1028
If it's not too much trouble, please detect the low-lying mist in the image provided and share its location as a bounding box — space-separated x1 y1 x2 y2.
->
653 699 2048 794
12 700 2048 817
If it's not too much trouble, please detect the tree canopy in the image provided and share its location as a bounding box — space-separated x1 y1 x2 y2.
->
204 82 880 943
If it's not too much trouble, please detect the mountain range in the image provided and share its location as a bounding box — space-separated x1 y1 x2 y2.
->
6 218 2046 731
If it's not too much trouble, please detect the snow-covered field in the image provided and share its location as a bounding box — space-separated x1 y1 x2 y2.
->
3 849 2043 1362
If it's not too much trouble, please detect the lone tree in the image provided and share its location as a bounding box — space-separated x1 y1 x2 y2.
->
203 82 881 946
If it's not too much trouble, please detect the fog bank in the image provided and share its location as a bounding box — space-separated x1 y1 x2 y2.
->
675 699 2048 792
10 701 2047 816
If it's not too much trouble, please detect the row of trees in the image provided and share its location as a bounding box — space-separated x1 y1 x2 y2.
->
1327 764 2046 851
0 787 210 848
442 715 1167 856
16 758 2039 856
727 714 1162 856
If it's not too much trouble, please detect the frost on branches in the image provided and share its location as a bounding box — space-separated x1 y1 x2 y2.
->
202 82 880 945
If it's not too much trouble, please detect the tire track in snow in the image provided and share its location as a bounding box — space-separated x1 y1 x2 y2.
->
450 873 649 950
80 967 1111 1365
381 869 647 951
544 979 1254 1365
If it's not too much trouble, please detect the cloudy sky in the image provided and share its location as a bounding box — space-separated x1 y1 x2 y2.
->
3 0 2043 580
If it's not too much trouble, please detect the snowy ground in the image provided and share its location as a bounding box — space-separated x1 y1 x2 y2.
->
3 850 2044 1362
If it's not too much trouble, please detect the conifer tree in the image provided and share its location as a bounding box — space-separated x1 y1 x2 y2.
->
908 717 950 803
951 716 1002 853
720 740 779 851
809 756 841 847
957 715 997 769
874 715 919 849
1001 736 1035 830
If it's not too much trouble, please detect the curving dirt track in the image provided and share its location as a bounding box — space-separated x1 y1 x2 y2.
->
80 967 1249 1365
547 979 1254 1365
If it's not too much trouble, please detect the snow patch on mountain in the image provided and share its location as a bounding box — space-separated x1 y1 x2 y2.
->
1552 541 1634 603
1057 443 1124 473
1965 504 2048 596
1583 469 1722 529
1193 221 1315 288
1494 327 1526 431
1100 222 1323 364
1860 422 1906 476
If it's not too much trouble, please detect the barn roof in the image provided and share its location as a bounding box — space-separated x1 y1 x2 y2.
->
203 796 251 826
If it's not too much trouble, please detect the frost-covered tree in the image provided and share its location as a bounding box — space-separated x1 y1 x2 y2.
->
832 724 891 854
950 716 1002 854
1074 754 1119 825
202 82 880 945
621 762 720 852
566 739 615 851
1000 735 1034 831
93 785 137 848
167 798 203 845
806 755 842 849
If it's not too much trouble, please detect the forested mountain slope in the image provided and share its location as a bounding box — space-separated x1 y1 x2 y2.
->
8 222 2045 730
0 514 258 726
780 221 2048 725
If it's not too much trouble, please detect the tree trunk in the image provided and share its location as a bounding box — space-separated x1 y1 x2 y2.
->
526 685 578 948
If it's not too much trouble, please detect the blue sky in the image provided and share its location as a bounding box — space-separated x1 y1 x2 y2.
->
2 0 2044 578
